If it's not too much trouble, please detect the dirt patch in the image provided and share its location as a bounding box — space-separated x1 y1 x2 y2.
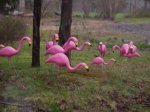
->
109 91 150 112
76 70 112 78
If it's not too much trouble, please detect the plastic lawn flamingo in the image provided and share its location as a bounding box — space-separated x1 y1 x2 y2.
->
46 34 59 50
45 45 66 55
45 53 89 71
91 57 116 65
112 44 130 56
64 41 92 53
0 36 31 60
45 37 79 55
125 52 140 59
97 42 107 57
63 37 78 49
0 44 5 48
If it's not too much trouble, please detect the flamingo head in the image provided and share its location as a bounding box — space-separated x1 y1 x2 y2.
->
53 34 59 42
85 41 92 46
129 41 133 45
23 36 32 46
0 44 5 48
81 63 89 72
112 46 115 53
99 42 103 47
111 58 117 63
69 37 78 47
112 45 118 53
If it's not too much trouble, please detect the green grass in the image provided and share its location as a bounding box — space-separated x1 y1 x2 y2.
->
115 13 150 23
0 29 150 111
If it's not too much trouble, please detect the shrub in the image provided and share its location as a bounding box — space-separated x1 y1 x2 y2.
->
0 16 27 43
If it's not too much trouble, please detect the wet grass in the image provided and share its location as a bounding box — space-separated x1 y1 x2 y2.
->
115 13 150 23
0 38 150 112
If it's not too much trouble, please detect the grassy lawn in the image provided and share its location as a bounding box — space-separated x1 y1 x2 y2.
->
0 31 150 112
115 13 150 23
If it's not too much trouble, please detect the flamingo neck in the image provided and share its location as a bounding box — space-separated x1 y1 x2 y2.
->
66 63 83 71
114 45 120 51
76 42 87 51
53 39 57 45
16 38 25 52
103 59 114 65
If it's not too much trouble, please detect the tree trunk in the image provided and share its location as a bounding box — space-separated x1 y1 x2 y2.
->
59 0 72 59
144 0 148 9
32 0 42 67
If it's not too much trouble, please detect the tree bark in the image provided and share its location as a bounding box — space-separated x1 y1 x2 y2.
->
59 0 72 59
32 0 42 67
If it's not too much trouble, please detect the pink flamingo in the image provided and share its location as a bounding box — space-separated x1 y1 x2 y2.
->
45 45 66 55
97 42 107 57
46 34 59 50
0 44 5 48
112 44 130 56
91 57 116 65
45 53 89 71
63 37 78 49
125 52 140 59
45 37 78 55
64 41 92 53
0 36 31 60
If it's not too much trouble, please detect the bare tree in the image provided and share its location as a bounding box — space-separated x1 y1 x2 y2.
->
93 0 127 19
41 0 61 17
59 0 72 59
32 0 42 67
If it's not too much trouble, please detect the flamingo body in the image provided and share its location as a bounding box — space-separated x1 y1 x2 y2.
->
126 52 140 59
45 53 89 71
98 42 107 57
91 57 116 65
45 45 65 55
46 34 59 50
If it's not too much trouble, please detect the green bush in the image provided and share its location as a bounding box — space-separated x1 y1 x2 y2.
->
0 16 27 43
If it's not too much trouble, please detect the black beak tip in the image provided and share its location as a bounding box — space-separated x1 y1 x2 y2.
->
29 44 31 47
113 51 114 53
87 69 89 72
76 45 78 47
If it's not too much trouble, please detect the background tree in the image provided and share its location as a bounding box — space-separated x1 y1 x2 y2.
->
32 0 42 67
59 0 72 58
93 0 127 19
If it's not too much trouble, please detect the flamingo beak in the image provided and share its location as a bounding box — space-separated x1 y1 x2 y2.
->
29 41 32 47
113 50 114 53
55 37 59 42
89 43 92 47
75 42 78 47
0 45 5 48
85 66 89 72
